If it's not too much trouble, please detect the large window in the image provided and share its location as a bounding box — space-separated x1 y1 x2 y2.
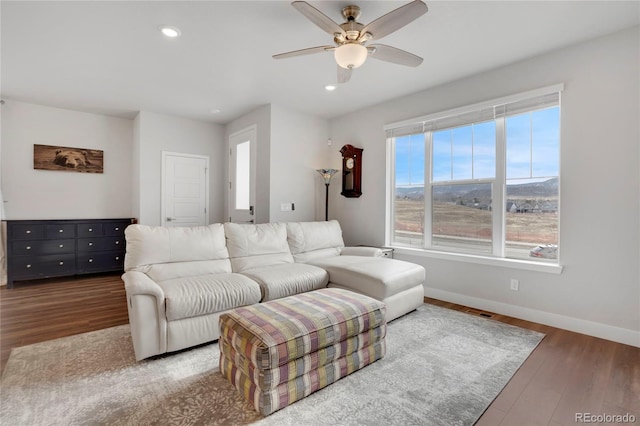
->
387 85 561 263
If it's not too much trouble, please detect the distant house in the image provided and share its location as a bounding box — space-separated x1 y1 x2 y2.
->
539 201 557 213
506 200 549 213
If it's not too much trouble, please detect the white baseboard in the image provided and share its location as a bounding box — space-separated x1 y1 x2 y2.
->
424 287 640 348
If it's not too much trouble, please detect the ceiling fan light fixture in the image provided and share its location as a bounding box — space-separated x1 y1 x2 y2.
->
334 43 367 69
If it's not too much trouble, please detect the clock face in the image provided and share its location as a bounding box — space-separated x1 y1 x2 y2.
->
346 157 355 169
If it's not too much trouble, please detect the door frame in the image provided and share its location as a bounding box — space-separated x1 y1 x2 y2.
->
161 151 210 227
228 125 257 223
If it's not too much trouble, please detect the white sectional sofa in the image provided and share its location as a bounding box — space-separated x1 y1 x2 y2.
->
122 220 425 361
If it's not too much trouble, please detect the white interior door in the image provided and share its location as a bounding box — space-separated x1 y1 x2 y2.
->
229 126 256 223
162 152 209 227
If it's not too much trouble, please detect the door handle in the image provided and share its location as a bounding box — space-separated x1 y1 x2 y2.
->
166 217 174 222
245 219 254 223
249 205 254 216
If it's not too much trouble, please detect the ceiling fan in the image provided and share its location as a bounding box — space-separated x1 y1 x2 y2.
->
273 0 428 84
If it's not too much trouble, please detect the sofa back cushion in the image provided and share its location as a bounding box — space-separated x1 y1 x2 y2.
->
286 220 345 262
124 224 232 281
224 222 294 272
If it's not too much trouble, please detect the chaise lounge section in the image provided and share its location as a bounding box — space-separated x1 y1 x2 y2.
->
122 220 425 360
286 220 426 321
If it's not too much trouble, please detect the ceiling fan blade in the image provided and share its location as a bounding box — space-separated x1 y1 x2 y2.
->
273 45 334 60
360 0 428 41
292 1 346 37
337 66 352 84
368 44 423 67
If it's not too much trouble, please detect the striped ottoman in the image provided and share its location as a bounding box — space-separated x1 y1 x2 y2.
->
218 287 387 416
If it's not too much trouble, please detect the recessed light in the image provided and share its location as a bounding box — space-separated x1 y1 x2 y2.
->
159 25 181 38
325 85 336 91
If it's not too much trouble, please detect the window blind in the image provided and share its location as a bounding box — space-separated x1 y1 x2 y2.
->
385 84 563 138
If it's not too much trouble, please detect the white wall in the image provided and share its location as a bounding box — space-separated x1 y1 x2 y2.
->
270 105 331 222
225 104 331 223
329 27 640 346
131 114 141 222
135 111 225 225
0 100 133 219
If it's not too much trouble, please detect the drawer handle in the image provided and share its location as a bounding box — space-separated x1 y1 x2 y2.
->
115 227 120 231
26 264 32 268
88 242 93 246
115 256 120 261
115 241 120 245
26 246 31 250
59 244 64 248
89 228 93 232
59 229 64 233
59 261 64 265
26 230 32 234
88 259 93 263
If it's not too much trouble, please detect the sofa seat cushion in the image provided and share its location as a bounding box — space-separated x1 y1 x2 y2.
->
307 256 425 300
241 263 329 301
157 273 262 321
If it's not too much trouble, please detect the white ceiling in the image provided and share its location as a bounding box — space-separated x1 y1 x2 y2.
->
2 1 638 124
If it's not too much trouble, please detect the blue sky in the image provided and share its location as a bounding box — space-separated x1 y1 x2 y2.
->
395 106 560 187
506 107 560 179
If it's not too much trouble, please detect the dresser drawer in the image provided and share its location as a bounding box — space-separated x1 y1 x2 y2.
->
9 254 76 279
77 238 105 252
11 239 76 256
10 224 45 240
104 236 125 251
45 224 76 239
104 222 129 236
77 236 125 252
77 223 104 237
77 252 125 272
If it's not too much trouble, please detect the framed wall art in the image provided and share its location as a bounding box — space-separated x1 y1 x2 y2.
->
34 144 104 173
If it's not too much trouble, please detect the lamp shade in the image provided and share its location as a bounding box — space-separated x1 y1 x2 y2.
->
316 168 338 184
334 44 367 69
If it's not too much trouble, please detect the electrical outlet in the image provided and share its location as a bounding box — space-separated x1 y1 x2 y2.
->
510 279 519 291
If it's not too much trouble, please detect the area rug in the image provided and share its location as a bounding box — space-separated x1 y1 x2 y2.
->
1 304 544 426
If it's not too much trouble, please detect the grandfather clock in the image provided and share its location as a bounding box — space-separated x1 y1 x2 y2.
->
340 144 363 198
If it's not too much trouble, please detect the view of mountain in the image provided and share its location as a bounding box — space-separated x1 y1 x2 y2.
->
396 178 559 201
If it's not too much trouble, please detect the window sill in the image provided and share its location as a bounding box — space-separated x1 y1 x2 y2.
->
392 246 564 274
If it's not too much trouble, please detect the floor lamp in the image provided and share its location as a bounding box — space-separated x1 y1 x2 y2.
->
316 169 338 221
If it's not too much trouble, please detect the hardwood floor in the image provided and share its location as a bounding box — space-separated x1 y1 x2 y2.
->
0 273 129 373
1 277 638 425
427 298 640 426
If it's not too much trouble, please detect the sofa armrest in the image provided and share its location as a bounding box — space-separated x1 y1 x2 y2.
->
122 271 167 360
341 246 383 257
122 270 165 299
